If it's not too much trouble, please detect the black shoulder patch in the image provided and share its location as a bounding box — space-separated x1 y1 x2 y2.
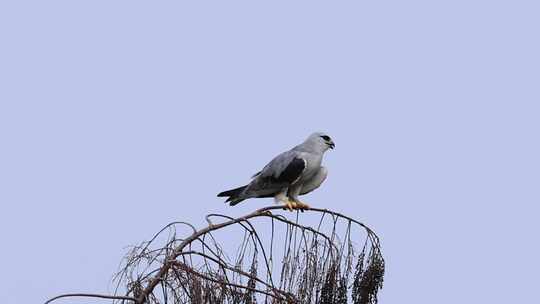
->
276 157 306 184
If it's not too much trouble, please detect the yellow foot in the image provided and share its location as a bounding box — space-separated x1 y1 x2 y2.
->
294 201 310 209
283 199 297 211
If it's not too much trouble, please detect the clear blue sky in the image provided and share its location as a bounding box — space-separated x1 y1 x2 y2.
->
1 1 538 303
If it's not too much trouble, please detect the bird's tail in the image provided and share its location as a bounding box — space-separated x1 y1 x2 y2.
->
217 185 247 206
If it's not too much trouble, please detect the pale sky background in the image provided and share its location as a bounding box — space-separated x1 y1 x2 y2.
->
1 1 539 303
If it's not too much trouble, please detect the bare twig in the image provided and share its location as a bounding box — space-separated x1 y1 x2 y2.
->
44 293 136 304
46 205 385 304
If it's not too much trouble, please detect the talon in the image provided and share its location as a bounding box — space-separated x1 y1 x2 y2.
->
284 199 295 211
296 201 310 209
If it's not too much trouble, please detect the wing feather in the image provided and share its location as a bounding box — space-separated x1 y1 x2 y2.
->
275 157 306 184
244 151 307 197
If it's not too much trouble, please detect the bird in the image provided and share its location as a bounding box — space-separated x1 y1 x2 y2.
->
217 132 335 210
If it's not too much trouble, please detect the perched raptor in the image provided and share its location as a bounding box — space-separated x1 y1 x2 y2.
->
217 132 335 210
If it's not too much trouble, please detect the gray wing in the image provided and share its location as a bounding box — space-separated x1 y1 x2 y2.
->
244 151 307 197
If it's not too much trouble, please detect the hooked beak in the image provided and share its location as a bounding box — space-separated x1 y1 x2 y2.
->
328 141 335 149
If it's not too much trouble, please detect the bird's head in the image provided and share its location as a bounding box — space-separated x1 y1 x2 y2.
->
306 132 335 152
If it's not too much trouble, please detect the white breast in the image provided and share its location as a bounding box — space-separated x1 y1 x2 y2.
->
300 166 328 195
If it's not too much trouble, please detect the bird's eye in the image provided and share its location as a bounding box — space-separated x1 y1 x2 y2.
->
320 135 331 141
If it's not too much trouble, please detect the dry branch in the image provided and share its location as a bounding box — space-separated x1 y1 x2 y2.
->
45 206 385 304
